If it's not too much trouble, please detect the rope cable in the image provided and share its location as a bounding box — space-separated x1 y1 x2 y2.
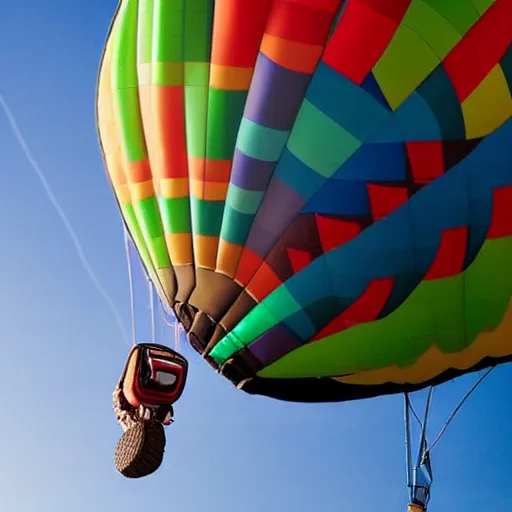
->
149 280 156 343
404 393 413 490
124 230 137 347
427 366 495 455
417 387 434 467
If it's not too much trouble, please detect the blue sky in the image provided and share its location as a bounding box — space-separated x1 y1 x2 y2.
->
1 2 511 511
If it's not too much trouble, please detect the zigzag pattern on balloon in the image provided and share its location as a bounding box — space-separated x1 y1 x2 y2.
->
210 119 512 373
97 0 512 402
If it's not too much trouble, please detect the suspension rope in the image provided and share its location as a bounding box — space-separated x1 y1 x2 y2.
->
427 366 495 455
417 387 434 466
404 389 433 503
409 400 424 429
159 301 182 351
124 230 137 347
404 393 413 489
404 366 495 509
148 280 156 343
175 321 181 352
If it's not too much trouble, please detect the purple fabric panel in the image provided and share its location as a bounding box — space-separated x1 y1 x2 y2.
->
246 179 305 256
245 221 276 256
257 178 305 233
248 325 302 367
230 149 276 191
243 53 312 130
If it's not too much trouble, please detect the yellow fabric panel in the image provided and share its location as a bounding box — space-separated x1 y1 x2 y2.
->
462 64 512 139
333 300 512 386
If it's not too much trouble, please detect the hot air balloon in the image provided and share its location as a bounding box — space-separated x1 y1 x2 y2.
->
96 0 512 508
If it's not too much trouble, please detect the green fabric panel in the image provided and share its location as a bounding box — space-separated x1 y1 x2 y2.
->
182 63 210 165
133 197 171 267
219 205 254 245
135 197 164 238
206 88 248 160
152 63 185 86
112 0 147 162
185 85 209 159
471 0 496 15
181 0 213 173
403 1 462 58
422 0 481 34
210 288 303 363
427 277 466 353
153 0 185 63
122 204 153 272
236 118 290 162
225 185 264 215
257 236 512 379
221 305 279 357
151 236 171 268
159 197 192 233
114 88 148 162
183 0 213 62
287 100 361 177
373 25 441 110
190 196 224 236
263 286 303 324
185 62 210 86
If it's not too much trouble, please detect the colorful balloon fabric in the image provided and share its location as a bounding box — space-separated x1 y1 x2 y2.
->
97 0 512 402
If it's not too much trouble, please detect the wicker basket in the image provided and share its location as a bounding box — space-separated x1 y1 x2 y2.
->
114 420 166 478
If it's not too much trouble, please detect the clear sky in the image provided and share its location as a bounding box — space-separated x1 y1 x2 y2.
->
1 2 511 512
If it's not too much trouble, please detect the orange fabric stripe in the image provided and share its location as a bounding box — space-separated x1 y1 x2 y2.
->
190 180 229 201
105 157 127 186
333 303 512 386
191 180 229 201
261 34 324 73
190 179 204 199
188 156 205 181
189 158 232 182
204 181 229 201
129 180 155 201
158 178 190 199
166 233 193 265
210 64 254 90
125 158 153 183
114 183 131 205
194 235 219 269
216 241 244 277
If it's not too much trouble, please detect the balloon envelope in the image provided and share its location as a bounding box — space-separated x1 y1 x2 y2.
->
97 0 512 403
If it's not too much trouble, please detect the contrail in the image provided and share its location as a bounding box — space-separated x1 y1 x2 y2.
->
0 93 130 346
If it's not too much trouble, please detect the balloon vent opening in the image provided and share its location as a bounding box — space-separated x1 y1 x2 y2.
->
115 420 166 478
